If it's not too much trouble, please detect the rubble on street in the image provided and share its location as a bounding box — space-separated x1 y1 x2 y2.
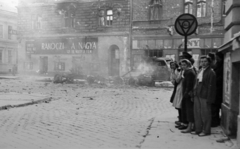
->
0 75 234 149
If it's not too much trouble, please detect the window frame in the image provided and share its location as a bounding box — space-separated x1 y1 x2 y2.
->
184 0 193 14
0 50 2 64
54 62 65 71
98 8 113 27
8 26 12 40
106 9 113 26
31 15 42 30
197 0 207 18
0 24 4 39
24 62 33 70
148 0 163 21
64 12 75 28
8 50 12 64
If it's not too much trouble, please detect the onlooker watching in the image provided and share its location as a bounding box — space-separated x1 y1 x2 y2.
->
208 52 224 127
192 56 216 136
180 59 196 133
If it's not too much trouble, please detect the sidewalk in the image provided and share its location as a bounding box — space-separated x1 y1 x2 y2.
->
0 92 53 110
141 110 237 149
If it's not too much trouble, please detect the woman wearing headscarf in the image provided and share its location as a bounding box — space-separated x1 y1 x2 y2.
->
170 61 181 125
180 59 196 133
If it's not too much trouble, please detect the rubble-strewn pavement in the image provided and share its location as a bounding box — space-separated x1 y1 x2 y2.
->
0 75 236 149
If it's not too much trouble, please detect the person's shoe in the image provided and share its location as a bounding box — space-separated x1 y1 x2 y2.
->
198 132 210 137
191 131 201 135
175 125 182 128
175 121 181 126
178 125 188 130
181 129 192 133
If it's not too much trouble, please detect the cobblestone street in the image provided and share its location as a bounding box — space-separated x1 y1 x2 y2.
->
0 78 174 149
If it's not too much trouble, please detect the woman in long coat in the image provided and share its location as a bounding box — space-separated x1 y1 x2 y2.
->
180 59 196 133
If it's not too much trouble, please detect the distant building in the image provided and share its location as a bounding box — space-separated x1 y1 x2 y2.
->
17 0 131 77
131 0 225 69
0 2 18 74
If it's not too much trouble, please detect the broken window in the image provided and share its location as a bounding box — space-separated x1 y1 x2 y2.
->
31 15 42 30
64 12 75 28
197 0 207 17
56 2 77 29
149 0 163 20
184 0 193 14
98 9 113 26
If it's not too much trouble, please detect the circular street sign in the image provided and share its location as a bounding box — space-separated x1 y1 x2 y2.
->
174 13 198 36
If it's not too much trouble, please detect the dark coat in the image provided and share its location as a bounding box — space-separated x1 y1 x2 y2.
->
213 62 223 105
182 68 196 99
194 67 216 103
181 68 196 123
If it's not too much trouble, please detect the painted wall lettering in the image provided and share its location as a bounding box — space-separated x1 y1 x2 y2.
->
41 43 65 50
31 37 98 54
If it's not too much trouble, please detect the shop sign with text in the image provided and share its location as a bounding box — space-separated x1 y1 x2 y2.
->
26 38 98 54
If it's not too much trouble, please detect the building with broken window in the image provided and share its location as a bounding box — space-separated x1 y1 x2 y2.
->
17 0 131 77
131 0 225 69
0 2 18 74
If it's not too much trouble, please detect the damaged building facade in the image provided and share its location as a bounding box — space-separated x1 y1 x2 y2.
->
17 0 131 77
0 2 18 74
131 0 225 69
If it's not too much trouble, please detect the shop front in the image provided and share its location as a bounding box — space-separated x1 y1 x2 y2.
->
132 35 223 69
25 37 98 75
21 35 130 77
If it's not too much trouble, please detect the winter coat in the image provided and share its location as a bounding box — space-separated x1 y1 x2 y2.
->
182 68 196 99
194 66 216 103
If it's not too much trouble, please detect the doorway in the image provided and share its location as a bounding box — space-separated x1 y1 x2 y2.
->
109 45 120 76
39 56 48 74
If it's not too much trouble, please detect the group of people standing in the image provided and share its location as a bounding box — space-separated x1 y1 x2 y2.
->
170 51 223 136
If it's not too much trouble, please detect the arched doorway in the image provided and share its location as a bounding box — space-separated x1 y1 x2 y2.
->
109 45 120 76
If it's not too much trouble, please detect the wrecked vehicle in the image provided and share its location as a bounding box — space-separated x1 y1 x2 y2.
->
126 57 172 86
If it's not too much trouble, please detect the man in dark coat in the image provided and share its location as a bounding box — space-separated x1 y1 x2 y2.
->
208 52 224 127
192 56 216 136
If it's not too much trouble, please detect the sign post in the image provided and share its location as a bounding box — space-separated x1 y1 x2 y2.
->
175 14 198 52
